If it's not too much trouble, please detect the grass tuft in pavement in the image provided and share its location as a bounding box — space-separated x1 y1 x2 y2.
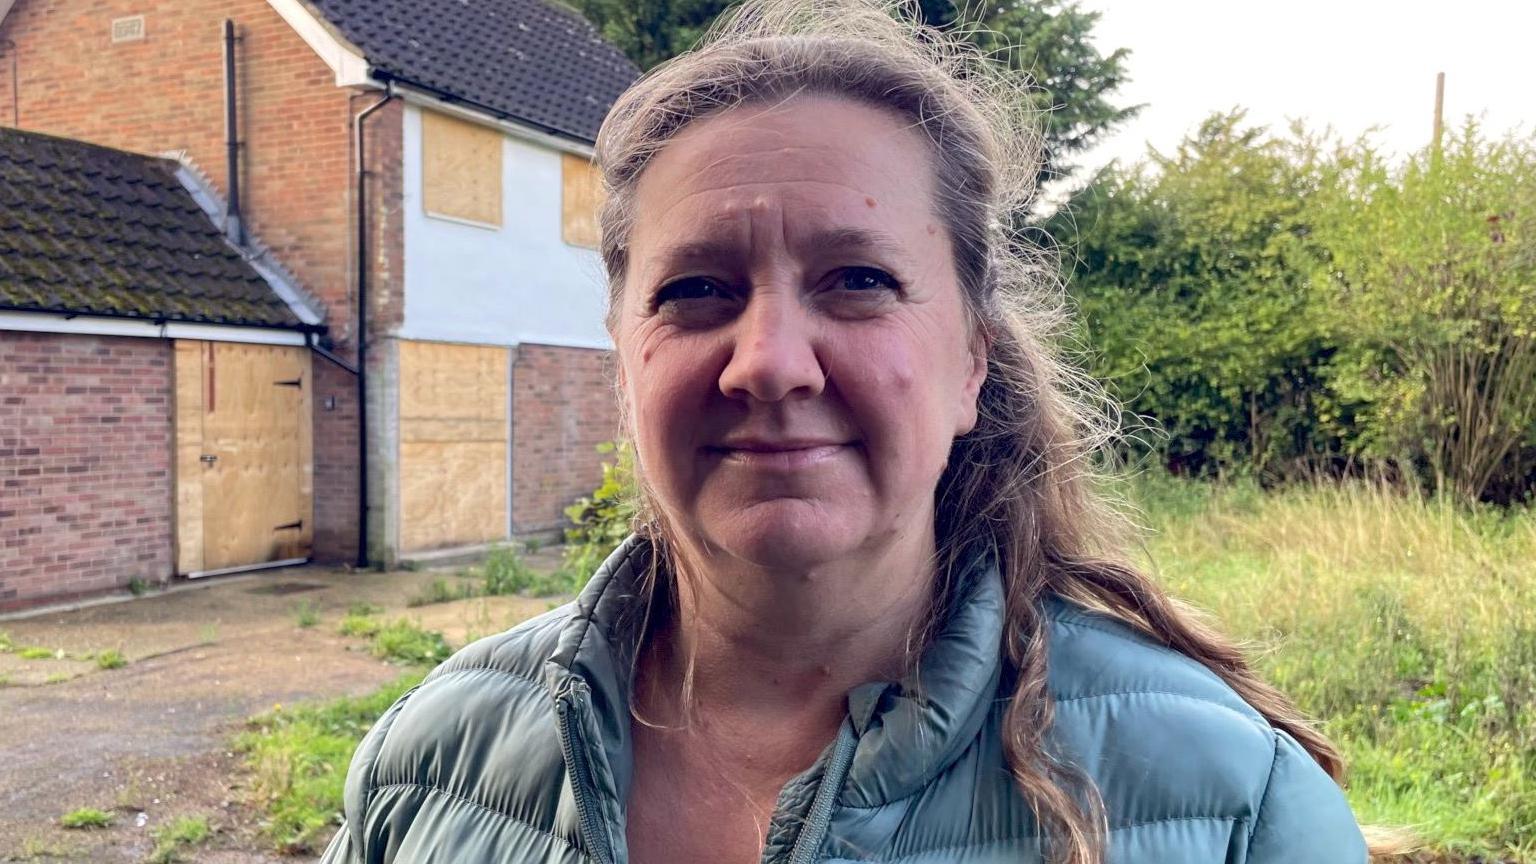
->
59 807 112 829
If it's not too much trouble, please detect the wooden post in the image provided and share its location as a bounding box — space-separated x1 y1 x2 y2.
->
1432 71 1445 155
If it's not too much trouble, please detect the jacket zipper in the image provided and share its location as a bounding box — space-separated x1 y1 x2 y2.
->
786 721 858 864
556 678 614 864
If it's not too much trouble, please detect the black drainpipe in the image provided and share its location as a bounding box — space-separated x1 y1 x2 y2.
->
354 81 396 568
222 20 242 245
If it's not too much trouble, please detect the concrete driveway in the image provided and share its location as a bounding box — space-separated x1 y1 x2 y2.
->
0 559 556 862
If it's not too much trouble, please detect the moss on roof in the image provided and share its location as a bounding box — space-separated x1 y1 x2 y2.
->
0 127 305 329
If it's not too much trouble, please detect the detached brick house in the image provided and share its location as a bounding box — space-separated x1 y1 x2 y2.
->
0 0 637 610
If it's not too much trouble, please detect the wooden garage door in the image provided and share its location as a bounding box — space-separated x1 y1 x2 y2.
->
174 340 313 575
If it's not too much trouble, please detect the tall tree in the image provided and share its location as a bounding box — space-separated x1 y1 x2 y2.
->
567 0 1136 186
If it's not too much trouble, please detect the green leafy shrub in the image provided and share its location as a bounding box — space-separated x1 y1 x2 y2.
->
559 441 638 586
1312 122 1536 503
1060 111 1349 480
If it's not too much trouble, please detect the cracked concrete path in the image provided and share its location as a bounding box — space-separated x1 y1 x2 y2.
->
0 561 556 862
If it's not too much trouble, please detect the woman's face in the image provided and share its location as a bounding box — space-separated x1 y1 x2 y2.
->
613 95 987 571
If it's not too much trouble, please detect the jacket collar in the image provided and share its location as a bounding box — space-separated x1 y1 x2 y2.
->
544 535 1005 810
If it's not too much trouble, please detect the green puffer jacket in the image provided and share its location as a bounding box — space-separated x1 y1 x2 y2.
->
321 536 1366 863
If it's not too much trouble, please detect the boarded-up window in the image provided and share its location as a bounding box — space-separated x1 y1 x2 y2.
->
399 341 509 552
422 110 503 227
562 152 603 248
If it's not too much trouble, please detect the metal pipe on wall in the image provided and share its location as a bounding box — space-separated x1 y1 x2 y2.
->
353 80 396 568
222 20 243 245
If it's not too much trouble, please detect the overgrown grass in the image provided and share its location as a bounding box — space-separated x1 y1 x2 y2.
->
406 546 583 607
147 814 211 863
94 649 127 670
294 600 321 629
1126 476 1535 861
236 674 424 853
58 807 112 829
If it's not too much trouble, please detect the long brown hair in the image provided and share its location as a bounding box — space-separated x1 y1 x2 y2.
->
593 2 1393 860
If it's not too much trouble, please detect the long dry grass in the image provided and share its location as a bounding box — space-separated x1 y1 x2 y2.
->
1126 477 1536 861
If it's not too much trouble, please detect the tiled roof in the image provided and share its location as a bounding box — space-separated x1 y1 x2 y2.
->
309 0 640 143
0 128 306 330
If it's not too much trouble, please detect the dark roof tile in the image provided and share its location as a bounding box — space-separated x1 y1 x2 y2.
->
0 127 305 329
309 0 640 143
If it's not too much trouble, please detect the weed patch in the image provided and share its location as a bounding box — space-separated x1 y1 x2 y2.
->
294 600 321 629
59 807 112 829
18 646 60 660
236 674 422 853
369 620 450 666
147 814 211 863
94 649 127 670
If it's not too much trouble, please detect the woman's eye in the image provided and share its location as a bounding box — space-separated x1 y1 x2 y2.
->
655 276 729 305
837 267 900 293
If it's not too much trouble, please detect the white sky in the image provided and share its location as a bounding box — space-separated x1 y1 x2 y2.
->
1076 0 1535 176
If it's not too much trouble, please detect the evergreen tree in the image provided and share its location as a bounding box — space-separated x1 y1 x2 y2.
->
567 0 1136 186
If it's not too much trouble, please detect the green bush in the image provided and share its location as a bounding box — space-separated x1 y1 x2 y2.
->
1060 113 1536 502
558 441 637 585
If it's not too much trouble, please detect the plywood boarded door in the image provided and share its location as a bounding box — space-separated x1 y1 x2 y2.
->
174 341 313 575
399 341 509 553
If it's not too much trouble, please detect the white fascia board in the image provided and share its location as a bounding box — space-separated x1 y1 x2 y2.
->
0 311 308 346
264 0 376 88
397 85 596 158
0 0 17 29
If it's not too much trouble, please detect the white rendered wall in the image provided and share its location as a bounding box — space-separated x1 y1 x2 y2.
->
400 104 612 350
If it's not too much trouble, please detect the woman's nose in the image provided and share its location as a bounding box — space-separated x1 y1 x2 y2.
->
717 290 826 403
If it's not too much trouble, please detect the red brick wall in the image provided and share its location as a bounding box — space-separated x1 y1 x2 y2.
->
511 344 620 534
0 332 174 610
311 355 359 564
0 0 360 341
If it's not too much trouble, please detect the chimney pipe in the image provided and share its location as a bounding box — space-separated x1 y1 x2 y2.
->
223 19 243 245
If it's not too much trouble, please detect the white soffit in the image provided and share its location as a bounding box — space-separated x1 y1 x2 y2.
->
0 311 308 346
264 0 374 88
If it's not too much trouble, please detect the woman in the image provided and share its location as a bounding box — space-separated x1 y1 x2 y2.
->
322 1 1375 861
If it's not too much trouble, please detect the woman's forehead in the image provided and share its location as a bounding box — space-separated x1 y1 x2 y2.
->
629 95 940 261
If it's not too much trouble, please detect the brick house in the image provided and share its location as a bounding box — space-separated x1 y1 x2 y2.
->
0 0 637 610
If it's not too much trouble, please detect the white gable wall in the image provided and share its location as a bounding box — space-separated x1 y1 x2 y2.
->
400 103 612 350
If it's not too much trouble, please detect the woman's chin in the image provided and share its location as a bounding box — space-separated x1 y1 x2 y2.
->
703 500 865 571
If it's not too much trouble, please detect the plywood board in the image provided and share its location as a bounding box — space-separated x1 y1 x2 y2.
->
172 340 206 575
422 110 503 227
201 343 312 571
399 341 509 552
562 152 602 249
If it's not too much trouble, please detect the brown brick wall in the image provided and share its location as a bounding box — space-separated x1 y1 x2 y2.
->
0 0 359 344
311 354 359 564
511 344 620 534
0 332 174 610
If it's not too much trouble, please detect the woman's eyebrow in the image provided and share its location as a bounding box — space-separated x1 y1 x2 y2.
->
803 226 908 260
